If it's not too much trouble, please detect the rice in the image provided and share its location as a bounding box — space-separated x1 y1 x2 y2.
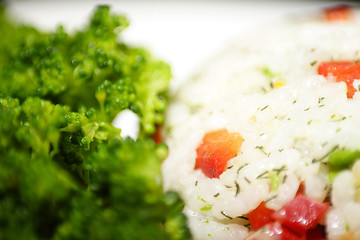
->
163 6 360 240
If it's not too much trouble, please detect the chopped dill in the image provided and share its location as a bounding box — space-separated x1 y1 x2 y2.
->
256 145 267 155
235 182 240 197
273 165 286 173
198 196 207 203
283 174 288 183
244 177 251 184
221 211 233 220
310 60 317 66
256 170 269 179
237 163 249 174
260 105 269 111
312 145 339 163
265 194 278 203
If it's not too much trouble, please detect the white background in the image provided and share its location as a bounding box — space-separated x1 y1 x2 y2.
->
6 1 359 88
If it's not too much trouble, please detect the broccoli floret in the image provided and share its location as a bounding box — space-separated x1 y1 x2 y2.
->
96 78 138 119
0 108 190 239
0 97 21 150
54 139 190 240
0 5 190 240
0 97 78 240
0 5 170 136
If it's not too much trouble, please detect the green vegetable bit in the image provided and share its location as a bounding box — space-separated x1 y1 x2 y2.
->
327 148 360 182
328 148 360 168
0 4 190 240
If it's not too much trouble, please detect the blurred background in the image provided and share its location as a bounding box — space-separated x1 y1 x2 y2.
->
5 0 360 88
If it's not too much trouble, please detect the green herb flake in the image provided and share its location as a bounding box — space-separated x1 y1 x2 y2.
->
237 163 249 174
260 105 269 111
244 177 251 184
256 170 269 179
220 211 233 220
261 67 278 79
318 97 325 104
235 182 240 197
198 196 207 203
269 171 281 191
265 194 278 203
201 204 213 211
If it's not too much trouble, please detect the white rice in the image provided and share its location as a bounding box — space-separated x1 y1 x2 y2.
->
163 7 360 240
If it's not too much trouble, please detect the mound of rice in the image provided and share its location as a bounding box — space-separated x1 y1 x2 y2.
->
163 6 360 240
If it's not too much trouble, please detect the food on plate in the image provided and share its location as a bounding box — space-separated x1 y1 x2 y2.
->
0 4 191 240
163 5 360 240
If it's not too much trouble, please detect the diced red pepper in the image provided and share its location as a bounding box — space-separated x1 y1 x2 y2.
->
318 61 360 98
195 129 243 178
152 124 164 144
324 5 350 22
306 225 328 240
272 194 330 235
318 61 353 77
245 222 305 240
248 202 275 230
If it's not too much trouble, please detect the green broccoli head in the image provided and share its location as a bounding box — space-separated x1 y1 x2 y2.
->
0 97 21 150
96 78 137 119
0 5 170 137
0 97 78 240
0 5 190 240
0 96 69 157
53 138 190 240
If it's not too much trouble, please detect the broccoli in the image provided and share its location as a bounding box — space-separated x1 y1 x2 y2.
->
0 5 190 240
0 4 170 135
54 139 190 240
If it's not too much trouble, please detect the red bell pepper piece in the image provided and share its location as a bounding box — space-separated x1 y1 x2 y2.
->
272 194 329 235
152 124 164 144
245 222 305 240
324 5 350 22
318 61 360 98
306 225 328 240
195 129 243 178
248 202 275 230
